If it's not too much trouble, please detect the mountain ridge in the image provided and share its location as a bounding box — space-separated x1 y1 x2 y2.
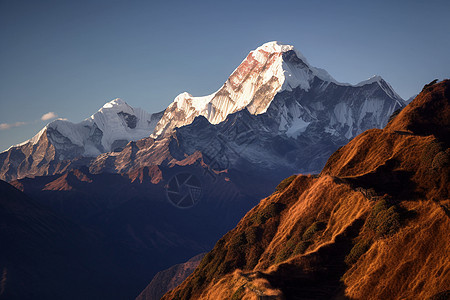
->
161 79 449 300
0 41 404 181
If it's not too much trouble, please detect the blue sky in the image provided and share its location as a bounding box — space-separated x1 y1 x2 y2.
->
1 0 449 151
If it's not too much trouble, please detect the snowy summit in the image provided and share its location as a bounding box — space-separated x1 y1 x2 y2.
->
151 41 403 138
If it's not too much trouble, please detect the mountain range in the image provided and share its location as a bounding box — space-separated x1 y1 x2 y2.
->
0 41 415 299
1 41 404 181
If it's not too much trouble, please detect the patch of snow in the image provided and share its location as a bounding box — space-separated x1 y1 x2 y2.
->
355 75 383 87
310 101 325 111
49 119 86 146
357 98 384 125
87 98 158 151
255 41 296 54
174 92 215 112
83 144 102 157
324 127 338 136
285 117 311 138
333 102 353 127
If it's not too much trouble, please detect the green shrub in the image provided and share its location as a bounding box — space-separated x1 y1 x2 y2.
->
245 226 259 244
367 199 401 237
285 238 298 250
432 151 449 170
293 240 311 255
253 202 286 224
345 239 372 265
302 221 327 240
266 202 285 216
374 206 401 236
230 232 247 248
254 213 267 224
231 284 246 300
275 248 292 263
371 199 390 217
275 175 297 192
421 141 444 168
275 237 294 263
274 221 327 263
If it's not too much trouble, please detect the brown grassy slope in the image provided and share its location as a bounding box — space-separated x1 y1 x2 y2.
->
162 80 450 300
387 79 450 144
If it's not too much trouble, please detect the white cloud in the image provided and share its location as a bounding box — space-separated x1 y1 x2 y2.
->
0 121 27 130
0 112 62 131
41 112 58 121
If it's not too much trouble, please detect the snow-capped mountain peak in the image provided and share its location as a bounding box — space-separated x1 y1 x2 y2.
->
253 41 341 87
152 42 402 138
151 42 315 137
253 41 310 68
5 98 164 160
355 75 384 86
355 75 403 104
254 41 295 53
102 98 129 109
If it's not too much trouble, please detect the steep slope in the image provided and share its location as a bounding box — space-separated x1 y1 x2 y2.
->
0 99 163 181
163 80 449 300
136 253 206 300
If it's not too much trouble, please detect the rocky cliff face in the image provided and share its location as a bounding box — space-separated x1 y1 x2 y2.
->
162 80 449 300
